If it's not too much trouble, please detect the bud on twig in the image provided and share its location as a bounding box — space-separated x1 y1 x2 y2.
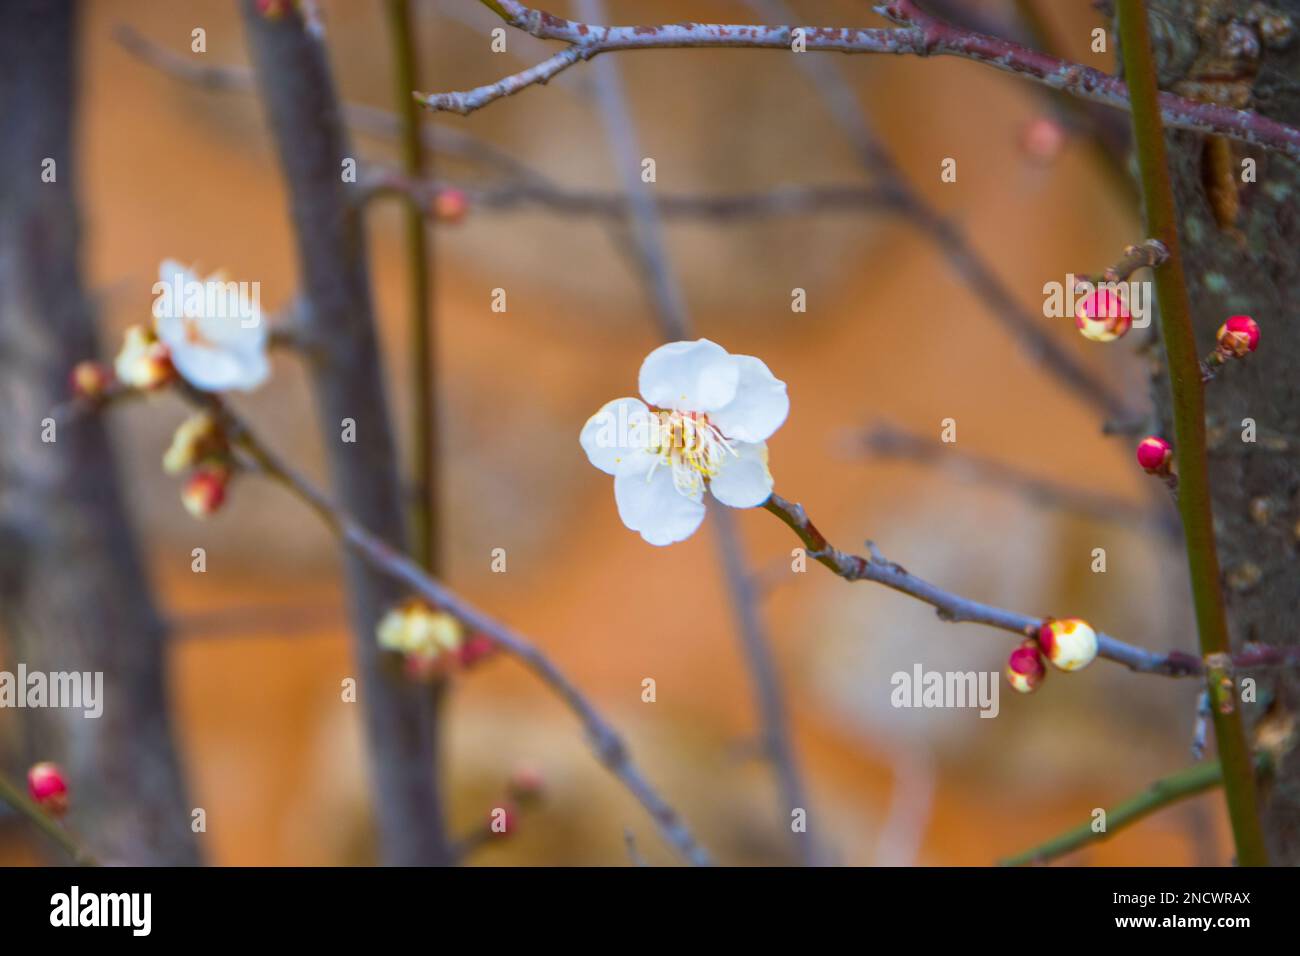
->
1006 640 1047 693
1037 617 1099 672
27 762 69 817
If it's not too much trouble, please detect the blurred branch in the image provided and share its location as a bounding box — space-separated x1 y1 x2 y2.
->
0 772 97 866
362 167 909 222
384 0 441 574
746 0 1132 422
239 0 450 866
853 420 1175 537
573 0 818 864
1000 755 1269 865
170 386 711 865
1116 0 1266 866
418 0 1300 165
112 22 540 182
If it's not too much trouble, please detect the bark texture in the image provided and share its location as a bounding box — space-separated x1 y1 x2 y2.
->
239 1 452 865
1137 0 1300 863
0 0 198 864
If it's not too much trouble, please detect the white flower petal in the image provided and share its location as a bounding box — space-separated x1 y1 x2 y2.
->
614 465 706 546
580 397 655 475
709 354 789 443
708 440 773 508
638 338 739 412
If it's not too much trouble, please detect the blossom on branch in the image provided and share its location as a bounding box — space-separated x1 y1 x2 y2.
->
580 339 789 545
27 762 69 817
113 324 175 390
153 260 269 393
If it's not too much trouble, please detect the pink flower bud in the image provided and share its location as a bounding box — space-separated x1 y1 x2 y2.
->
433 188 468 224
458 633 496 668
1136 435 1173 474
507 765 545 802
1005 641 1047 693
27 762 68 817
70 361 114 402
1020 117 1066 164
1216 315 1259 358
256 0 294 19
1037 617 1099 672
1074 287 1132 343
181 467 229 518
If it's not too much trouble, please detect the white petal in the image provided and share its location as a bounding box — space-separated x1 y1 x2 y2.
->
580 397 656 475
709 355 789 443
638 339 739 412
614 465 706 546
171 344 268 392
708 440 773 508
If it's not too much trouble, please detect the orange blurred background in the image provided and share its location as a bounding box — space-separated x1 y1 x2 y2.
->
1 0 1227 865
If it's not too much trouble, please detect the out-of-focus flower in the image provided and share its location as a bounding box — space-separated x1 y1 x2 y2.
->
377 600 464 680
1136 435 1173 475
1215 315 1260 359
433 188 469 224
457 633 496 669
163 411 227 475
1020 116 1066 164
580 339 789 545
1074 287 1132 342
27 762 68 817
153 260 269 393
114 325 175 390
70 360 114 402
256 0 295 19
507 766 545 803
1037 617 1099 672
1005 641 1047 693
181 466 230 519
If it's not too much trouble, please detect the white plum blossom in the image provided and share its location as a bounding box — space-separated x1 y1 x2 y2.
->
580 339 789 545
152 260 269 393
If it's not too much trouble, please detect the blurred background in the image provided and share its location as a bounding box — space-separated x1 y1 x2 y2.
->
0 0 1227 865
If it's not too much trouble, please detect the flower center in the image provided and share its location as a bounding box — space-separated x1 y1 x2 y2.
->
183 316 216 349
648 409 736 496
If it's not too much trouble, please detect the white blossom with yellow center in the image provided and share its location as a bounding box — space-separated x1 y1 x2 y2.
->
153 260 269 393
580 339 789 545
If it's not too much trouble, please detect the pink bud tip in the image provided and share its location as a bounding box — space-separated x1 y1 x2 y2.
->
1074 288 1132 343
1136 435 1173 473
433 188 468 224
181 467 229 519
70 361 113 401
1006 641 1046 694
256 0 293 19
1216 315 1259 358
27 762 69 816
458 633 496 668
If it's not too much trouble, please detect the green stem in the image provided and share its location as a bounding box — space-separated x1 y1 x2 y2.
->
0 771 97 865
386 0 439 575
1001 760 1225 866
1115 0 1267 865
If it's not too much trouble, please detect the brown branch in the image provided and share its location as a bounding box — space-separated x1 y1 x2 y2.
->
1078 238 1170 285
416 0 1300 166
183 388 711 866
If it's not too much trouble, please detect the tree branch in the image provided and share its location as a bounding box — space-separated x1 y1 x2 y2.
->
414 0 1300 167
0 771 97 866
183 389 711 866
1116 0 1268 866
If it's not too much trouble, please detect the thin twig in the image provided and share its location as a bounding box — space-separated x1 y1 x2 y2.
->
1116 0 1267 866
1000 757 1243 866
416 0 1300 166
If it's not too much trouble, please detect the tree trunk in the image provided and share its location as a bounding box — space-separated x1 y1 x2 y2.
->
0 0 198 865
239 1 452 865
1137 0 1300 863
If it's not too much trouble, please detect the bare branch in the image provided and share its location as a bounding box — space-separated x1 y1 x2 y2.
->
416 0 1300 166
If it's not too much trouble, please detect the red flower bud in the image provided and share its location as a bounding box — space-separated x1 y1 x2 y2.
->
507 765 545 802
1020 117 1065 164
181 467 229 518
70 361 114 402
1216 315 1259 358
27 762 69 817
256 0 294 19
1136 435 1173 474
1075 287 1132 343
1006 641 1046 693
458 633 496 668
